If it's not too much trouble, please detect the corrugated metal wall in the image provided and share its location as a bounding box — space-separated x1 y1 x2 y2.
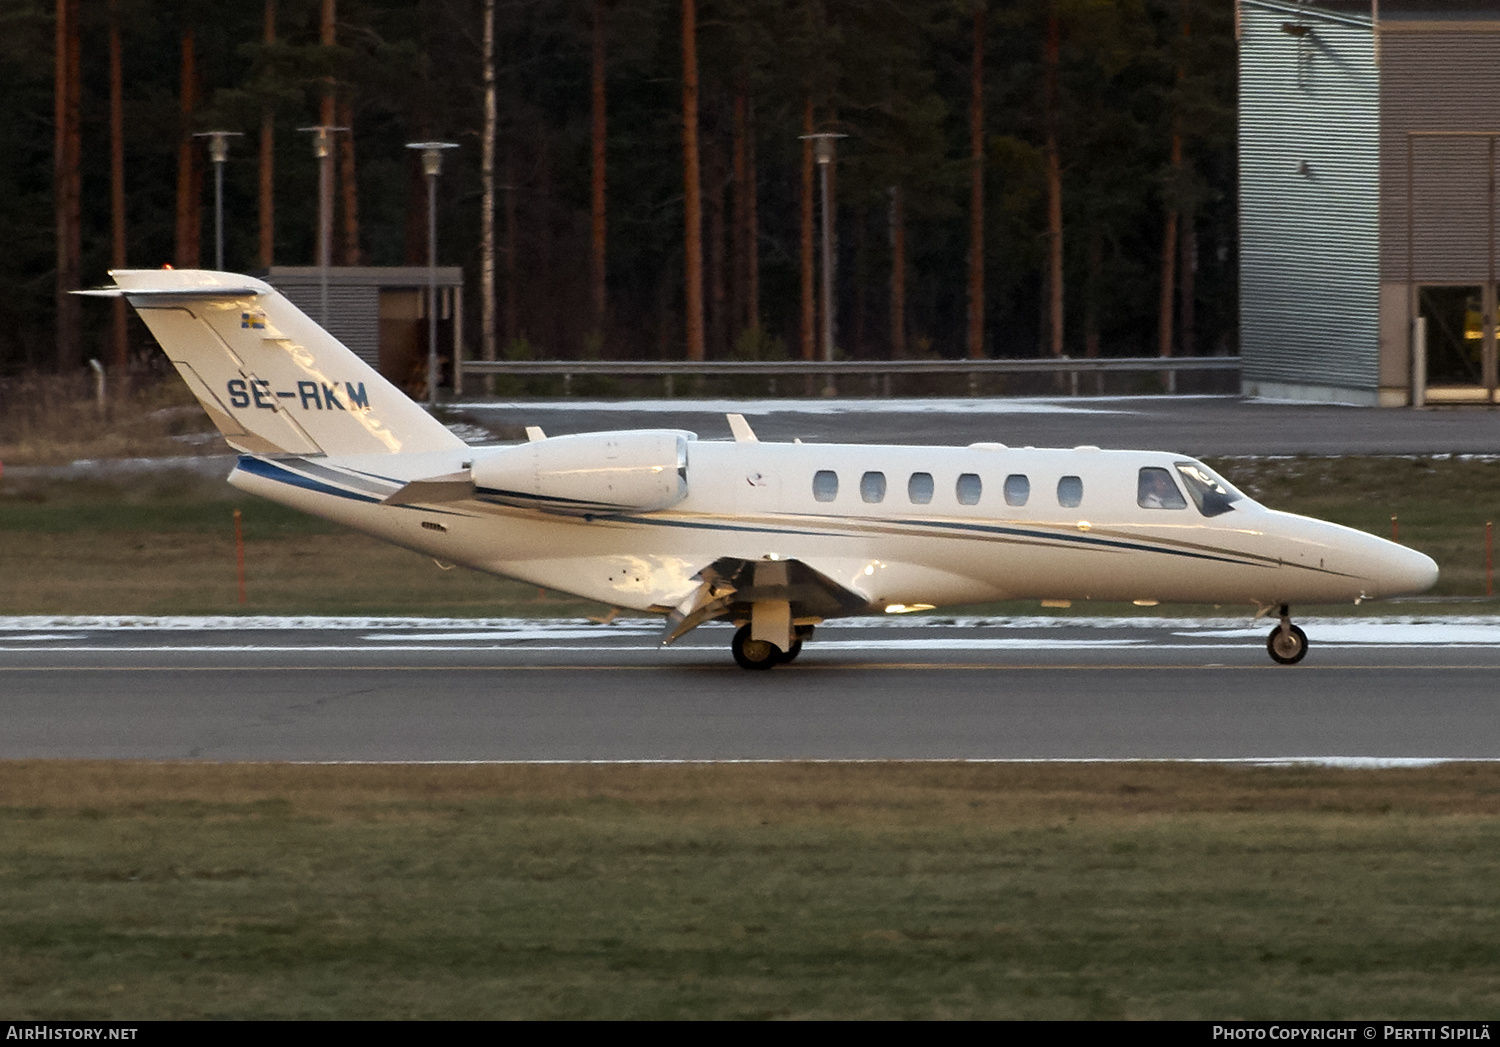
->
1239 0 1382 397
1379 28 1500 284
272 283 381 368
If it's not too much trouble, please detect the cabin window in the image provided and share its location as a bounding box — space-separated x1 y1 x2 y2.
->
1057 475 1083 508
812 470 839 502
1174 461 1243 518
1137 467 1188 510
1003 474 1030 507
860 471 887 503
908 472 934 504
956 473 982 505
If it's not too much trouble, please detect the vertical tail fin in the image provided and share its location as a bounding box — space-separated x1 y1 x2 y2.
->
94 269 464 457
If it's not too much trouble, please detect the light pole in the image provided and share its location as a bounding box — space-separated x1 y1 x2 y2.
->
298 124 347 325
800 132 846 397
407 141 460 408
193 130 242 271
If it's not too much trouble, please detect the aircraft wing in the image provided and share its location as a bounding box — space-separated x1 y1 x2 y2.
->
662 556 871 645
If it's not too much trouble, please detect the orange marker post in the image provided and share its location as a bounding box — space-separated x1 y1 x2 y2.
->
1487 521 1494 598
1391 515 1399 542
234 509 247 605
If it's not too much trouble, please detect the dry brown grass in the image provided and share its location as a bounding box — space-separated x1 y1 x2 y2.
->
6 759 1500 820
0 372 228 466
0 526 610 616
3 761 1500 1018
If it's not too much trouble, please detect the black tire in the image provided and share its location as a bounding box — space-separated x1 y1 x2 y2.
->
780 638 804 663
1267 623 1308 665
732 624 782 670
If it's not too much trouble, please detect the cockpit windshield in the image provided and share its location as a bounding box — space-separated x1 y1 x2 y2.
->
1173 461 1248 518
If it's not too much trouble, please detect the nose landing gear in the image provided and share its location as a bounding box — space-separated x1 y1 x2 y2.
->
1266 604 1308 665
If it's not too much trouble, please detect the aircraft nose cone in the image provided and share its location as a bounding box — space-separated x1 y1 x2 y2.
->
1371 543 1439 597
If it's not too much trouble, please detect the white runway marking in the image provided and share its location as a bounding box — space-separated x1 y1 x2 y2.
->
1184 623 1500 645
359 628 658 642
4 616 1500 654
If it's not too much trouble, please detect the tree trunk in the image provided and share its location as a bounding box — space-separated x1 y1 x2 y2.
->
681 0 704 362
109 0 128 372
1179 205 1196 357
538 138 555 352
504 152 518 347
589 0 607 348
259 0 275 269
967 6 985 360
1175 4 1195 360
889 185 906 357
318 0 334 260
1158 131 1181 360
403 149 427 265
731 86 748 340
706 129 726 358
174 26 200 270
54 0 81 372
1085 229 1101 359
481 0 496 366
853 209 867 359
337 98 360 266
320 0 335 128
1160 2 1192 363
1043 5 1064 359
800 98 816 362
745 95 759 336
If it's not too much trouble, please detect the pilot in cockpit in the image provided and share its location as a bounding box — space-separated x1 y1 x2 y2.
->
1137 467 1187 510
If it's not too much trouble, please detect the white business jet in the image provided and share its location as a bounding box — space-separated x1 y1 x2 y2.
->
84 269 1438 669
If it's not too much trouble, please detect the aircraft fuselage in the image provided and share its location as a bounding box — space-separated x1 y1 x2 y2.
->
229 439 1437 618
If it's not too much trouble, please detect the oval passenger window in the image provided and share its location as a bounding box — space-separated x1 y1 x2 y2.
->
812 470 839 502
860 471 887 503
908 472 934 504
1004 474 1030 507
1057 475 1083 508
956 473 982 506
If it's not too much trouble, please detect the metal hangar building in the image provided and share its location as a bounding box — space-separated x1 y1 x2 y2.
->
1239 0 1500 406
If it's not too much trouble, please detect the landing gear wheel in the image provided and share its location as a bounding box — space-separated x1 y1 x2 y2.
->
732 625 782 670
1267 623 1308 665
780 624 814 664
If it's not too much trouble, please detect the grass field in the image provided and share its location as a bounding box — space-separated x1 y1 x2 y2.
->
1 761 1498 1019
2 454 1497 617
3 442 1499 1018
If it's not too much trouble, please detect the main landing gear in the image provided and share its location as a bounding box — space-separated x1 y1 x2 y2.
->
731 624 812 670
1266 604 1308 665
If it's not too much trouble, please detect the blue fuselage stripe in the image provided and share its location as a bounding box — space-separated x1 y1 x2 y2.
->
236 455 382 504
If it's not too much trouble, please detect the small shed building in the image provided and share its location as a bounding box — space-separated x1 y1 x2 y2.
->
1239 0 1500 405
262 266 464 395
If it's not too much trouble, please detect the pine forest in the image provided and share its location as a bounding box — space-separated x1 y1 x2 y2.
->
5 0 1237 383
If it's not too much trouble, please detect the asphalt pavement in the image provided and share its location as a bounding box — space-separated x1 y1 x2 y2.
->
4 615 1496 762
453 395 1500 456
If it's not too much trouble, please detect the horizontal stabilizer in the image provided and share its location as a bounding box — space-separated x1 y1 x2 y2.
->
76 285 265 299
381 473 474 506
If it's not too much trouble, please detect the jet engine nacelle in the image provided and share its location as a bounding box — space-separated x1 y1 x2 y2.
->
470 429 691 515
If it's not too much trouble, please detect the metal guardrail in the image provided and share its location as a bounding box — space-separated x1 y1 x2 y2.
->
455 355 1240 397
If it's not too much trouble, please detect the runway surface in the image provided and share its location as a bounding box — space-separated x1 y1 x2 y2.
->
3 615 1498 763
456 395 1500 456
